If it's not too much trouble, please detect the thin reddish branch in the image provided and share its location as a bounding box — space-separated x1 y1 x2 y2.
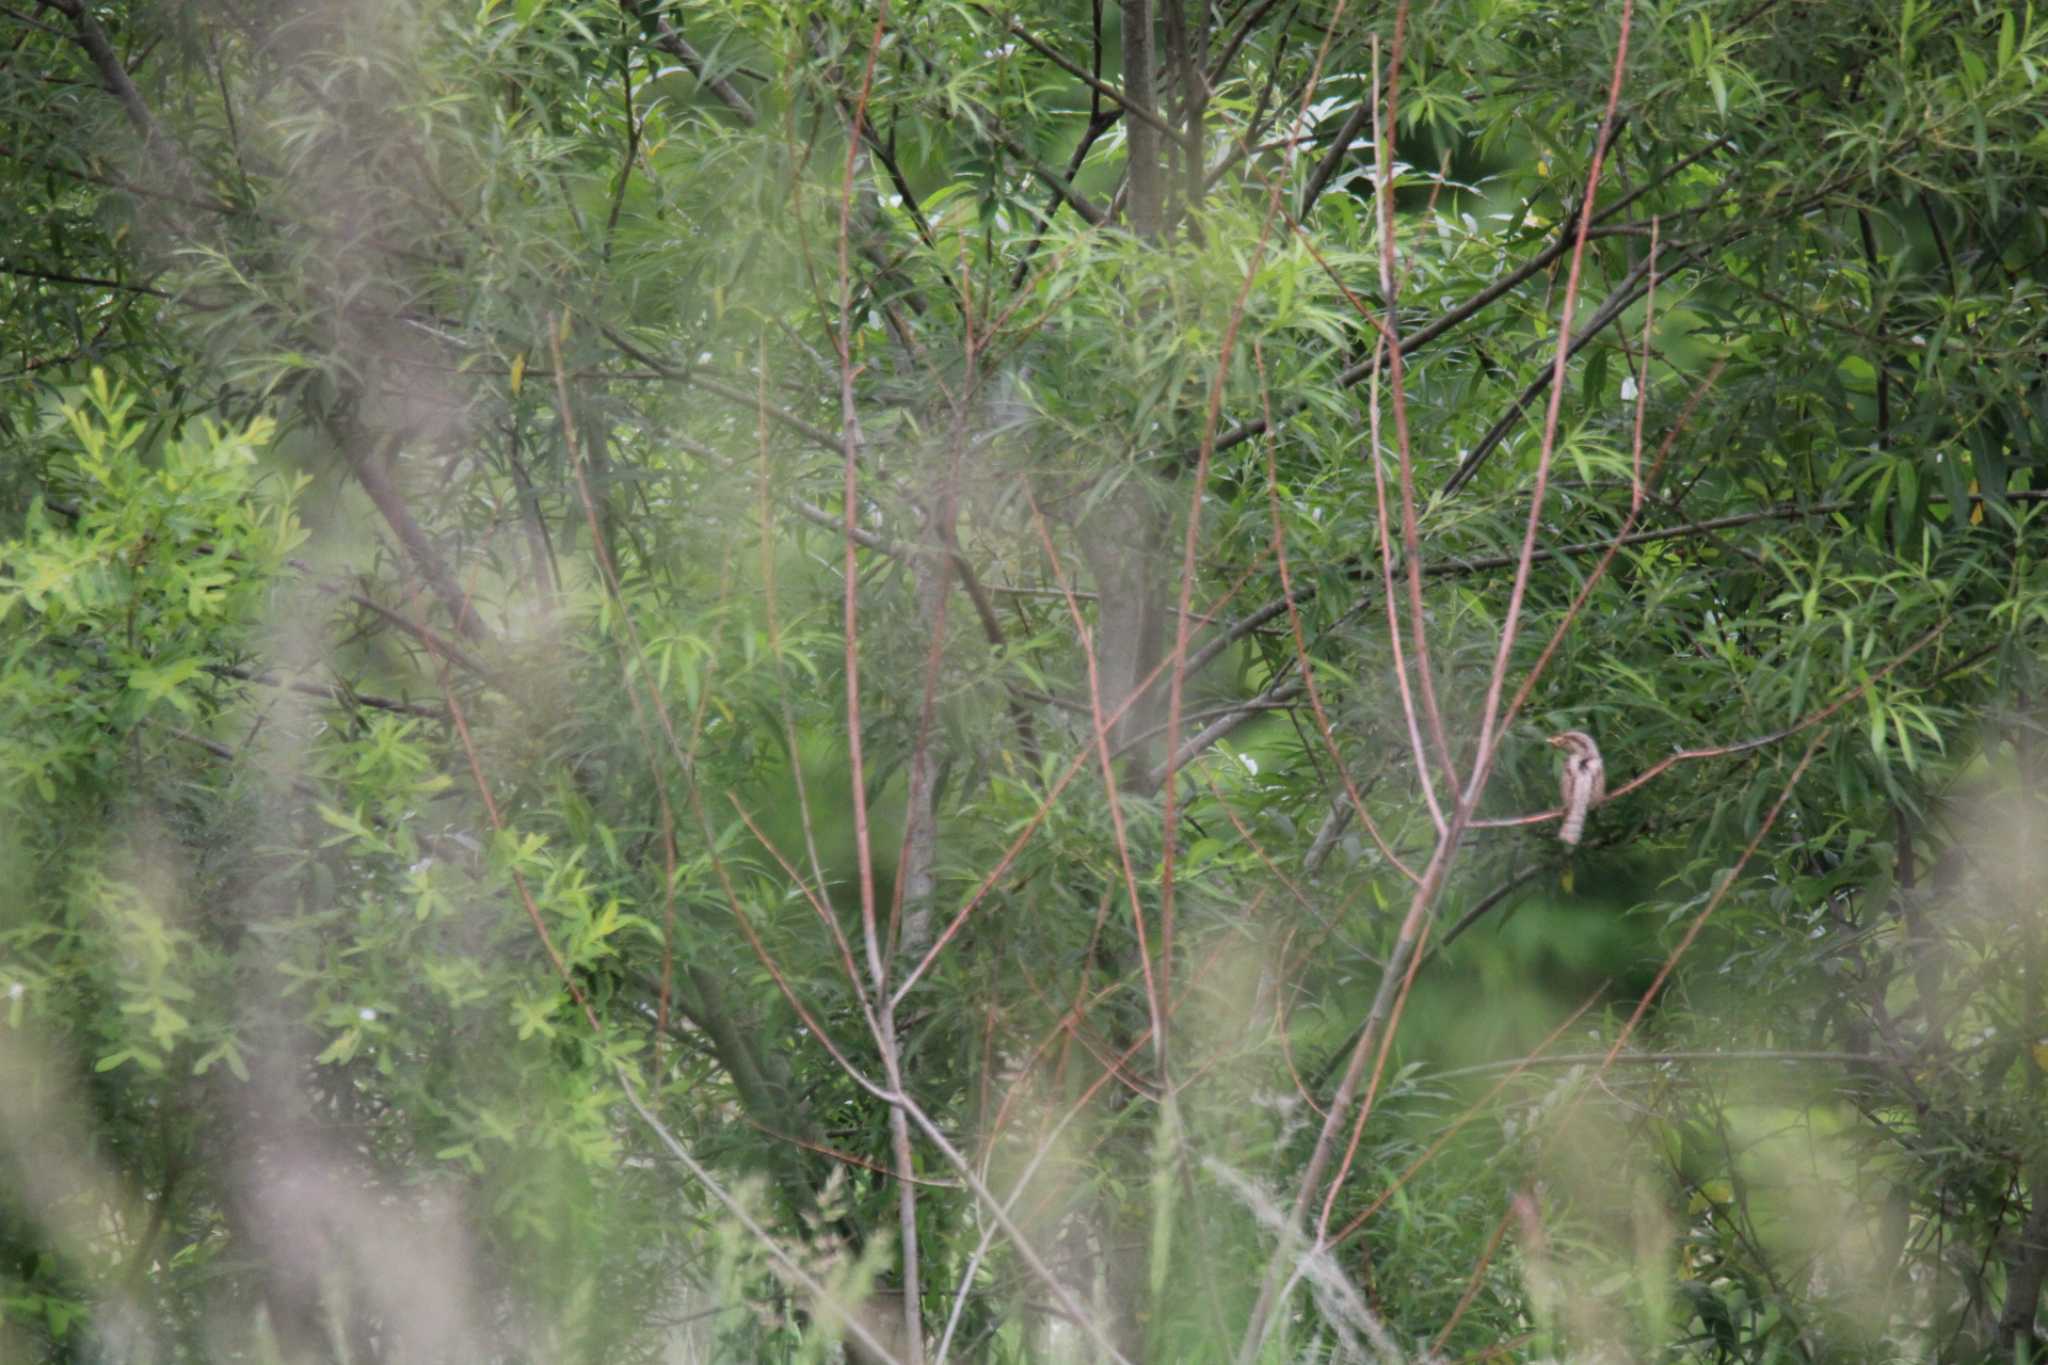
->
888 537 1278 1008
1256 344 1420 884
829 17 927 1359
1027 499 1170 1073
1604 735 1826 1068
1326 985 1606 1250
1275 997 1331 1121
726 798 875 1016
430 643 599 1037
1314 861 1436 1237
695 815 889 1095
1603 619 1947 805
1369 22 1459 808
1463 0 1635 804
1488 261 1705 742
1208 162 1453 831
552 321 702 1067
1194 766 1323 922
834 7 889 999
1365 325 1448 832
1465 615 1948 838
1157 17 1328 1043
564 320 876 1111
752 346 840 930
1430 1207 1515 1356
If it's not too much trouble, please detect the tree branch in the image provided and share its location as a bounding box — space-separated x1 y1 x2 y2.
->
208 664 450 720
616 0 757 125
329 424 493 641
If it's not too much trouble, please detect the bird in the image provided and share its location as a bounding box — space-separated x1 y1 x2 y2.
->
1548 730 1605 846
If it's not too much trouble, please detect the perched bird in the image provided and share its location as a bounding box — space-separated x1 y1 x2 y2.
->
1548 730 1605 846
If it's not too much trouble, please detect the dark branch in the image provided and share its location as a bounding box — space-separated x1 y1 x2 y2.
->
209 664 450 720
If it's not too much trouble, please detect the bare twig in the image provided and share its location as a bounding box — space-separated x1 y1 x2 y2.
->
292 565 500 683
207 665 449 721
0 260 169 297
1367 34 1455 827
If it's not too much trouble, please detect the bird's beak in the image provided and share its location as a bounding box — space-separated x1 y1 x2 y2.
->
1545 734 1564 748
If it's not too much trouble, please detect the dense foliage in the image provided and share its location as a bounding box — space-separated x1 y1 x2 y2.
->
5 0 2048 1360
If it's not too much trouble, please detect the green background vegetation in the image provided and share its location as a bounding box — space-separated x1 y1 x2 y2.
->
4 0 2048 1361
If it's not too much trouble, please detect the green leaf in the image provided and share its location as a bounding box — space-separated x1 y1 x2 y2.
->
1582 349 1608 406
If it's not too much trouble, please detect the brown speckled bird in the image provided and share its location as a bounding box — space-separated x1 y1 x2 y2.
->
1548 730 1605 846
